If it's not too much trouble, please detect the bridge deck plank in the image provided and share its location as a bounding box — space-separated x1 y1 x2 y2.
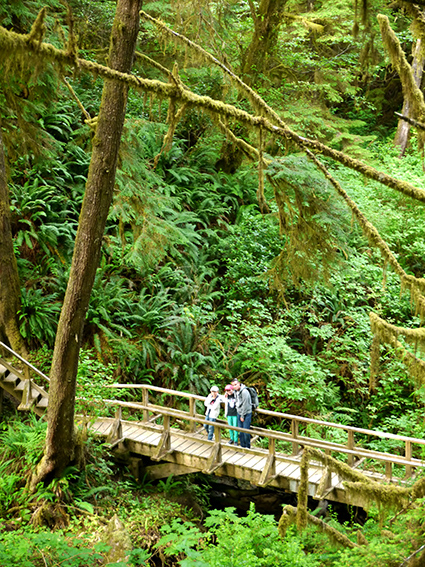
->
225 450 252 467
98 421 112 435
242 454 266 470
170 436 192 452
122 423 144 438
196 443 215 458
175 439 201 454
135 430 161 445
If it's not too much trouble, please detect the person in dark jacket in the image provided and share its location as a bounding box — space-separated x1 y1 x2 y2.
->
231 379 251 448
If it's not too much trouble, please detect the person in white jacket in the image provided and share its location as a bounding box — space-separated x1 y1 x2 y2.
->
204 385 223 441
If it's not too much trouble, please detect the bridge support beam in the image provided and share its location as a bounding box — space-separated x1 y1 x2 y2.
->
315 466 332 499
152 415 173 461
17 379 36 411
107 407 124 448
204 428 223 474
258 438 276 487
144 462 199 480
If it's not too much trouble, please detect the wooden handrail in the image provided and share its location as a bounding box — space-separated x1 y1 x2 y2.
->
106 383 425 446
0 341 50 384
80 395 425 473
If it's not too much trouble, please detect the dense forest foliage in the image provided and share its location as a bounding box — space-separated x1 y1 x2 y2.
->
2 0 425 565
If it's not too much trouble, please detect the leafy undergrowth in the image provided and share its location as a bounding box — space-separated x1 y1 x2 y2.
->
0 413 201 566
2 414 425 566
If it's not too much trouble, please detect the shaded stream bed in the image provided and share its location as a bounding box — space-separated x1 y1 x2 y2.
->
205 475 367 525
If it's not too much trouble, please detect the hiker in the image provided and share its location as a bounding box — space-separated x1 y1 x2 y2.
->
204 385 222 441
224 384 238 445
231 379 252 449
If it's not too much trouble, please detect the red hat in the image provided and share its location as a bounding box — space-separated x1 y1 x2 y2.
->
224 384 233 391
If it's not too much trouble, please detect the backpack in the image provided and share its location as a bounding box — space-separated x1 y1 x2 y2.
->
246 386 259 412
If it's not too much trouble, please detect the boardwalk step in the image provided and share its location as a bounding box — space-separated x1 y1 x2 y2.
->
2 373 20 385
14 380 25 391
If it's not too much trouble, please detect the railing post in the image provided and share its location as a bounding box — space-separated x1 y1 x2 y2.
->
385 462 392 481
152 413 172 461
405 440 412 478
214 424 221 444
106 406 123 446
142 387 149 422
347 430 355 466
259 437 276 486
189 397 195 432
291 419 300 455
163 413 170 432
204 424 223 474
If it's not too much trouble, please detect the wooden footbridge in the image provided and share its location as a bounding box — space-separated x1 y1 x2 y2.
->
1 341 425 507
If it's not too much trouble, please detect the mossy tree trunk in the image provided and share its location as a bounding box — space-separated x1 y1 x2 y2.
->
30 0 142 488
394 39 424 156
0 126 27 355
241 0 287 85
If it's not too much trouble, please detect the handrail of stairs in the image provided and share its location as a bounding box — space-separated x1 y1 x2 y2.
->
0 340 50 384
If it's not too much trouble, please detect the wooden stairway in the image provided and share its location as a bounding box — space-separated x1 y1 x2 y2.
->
0 345 49 416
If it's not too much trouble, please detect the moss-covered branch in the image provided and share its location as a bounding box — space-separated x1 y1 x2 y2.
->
297 449 309 531
378 14 425 149
279 505 359 548
3 20 425 205
395 112 425 132
370 312 425 387
306 150 425 318
370 312 425 351
140 10 425 204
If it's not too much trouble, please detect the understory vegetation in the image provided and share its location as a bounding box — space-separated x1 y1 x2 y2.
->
2 0 425 564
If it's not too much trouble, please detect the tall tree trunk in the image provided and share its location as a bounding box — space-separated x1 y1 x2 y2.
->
31 0 142 488
394 39 424 156
0 126 27 355
241 0 287 86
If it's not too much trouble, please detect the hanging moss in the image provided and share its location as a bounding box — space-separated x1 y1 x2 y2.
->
306 151 425 305
297 449 309 531
411 477 425 500
257 125 270 213
63 78 91 122
135 51 172 78
370 313 425 352
406 4 425 58
278 505 297 538
308 447 372 484
369 333 381 394
278 504 359 548
214 118 259 161
305 150 425 367
307 510 359 548
344 481 410 512
357 530 369 546
370 312 425 386
378 14 425 151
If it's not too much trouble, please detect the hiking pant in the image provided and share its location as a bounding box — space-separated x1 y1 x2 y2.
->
204 414 217 441
237 412 252 448
227 415 238 443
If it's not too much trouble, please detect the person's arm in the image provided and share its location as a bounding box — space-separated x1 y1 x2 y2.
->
240 389 251 419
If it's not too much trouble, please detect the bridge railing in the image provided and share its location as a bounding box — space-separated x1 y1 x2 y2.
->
0 340 50 385
105 383 425 481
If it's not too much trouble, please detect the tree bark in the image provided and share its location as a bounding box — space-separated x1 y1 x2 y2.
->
394 39 425 156
31 0 142 488
241 0 287 85
0 125 27 355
